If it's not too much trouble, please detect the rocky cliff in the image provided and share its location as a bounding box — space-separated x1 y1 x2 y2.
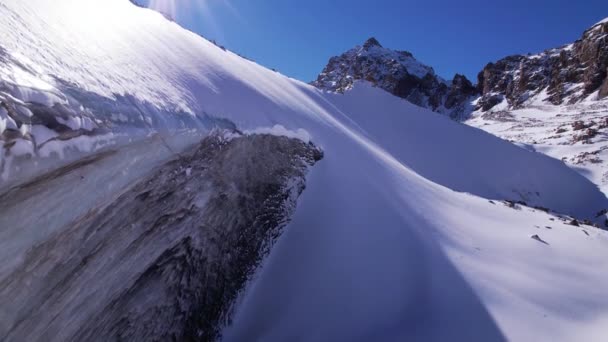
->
477 19 608 111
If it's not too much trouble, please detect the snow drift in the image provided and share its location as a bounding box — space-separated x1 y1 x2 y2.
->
1 1 608 341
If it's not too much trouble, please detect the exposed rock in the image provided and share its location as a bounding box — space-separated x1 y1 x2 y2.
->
363 37 382 49
573 128 598 144
531 234 549 244
478 95 505 112
0 132 323 342
600 68 608 99
446 74 478 108
477 21 608 111
312 38 479 118
572 120 589 131
312 20 608 119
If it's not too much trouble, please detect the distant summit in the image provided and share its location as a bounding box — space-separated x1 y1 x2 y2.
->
312 38 477 118
362 37 382 49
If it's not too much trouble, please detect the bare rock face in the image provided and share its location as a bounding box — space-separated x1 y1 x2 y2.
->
312 38 478 118
477 20 608 111
599 66 608 99
0 132 323 342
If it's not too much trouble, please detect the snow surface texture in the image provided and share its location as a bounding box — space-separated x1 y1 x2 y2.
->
468 95 608 195
1 1 608 341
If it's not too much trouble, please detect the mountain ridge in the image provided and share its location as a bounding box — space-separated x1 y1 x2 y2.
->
313 17 608 115
312 18 608 194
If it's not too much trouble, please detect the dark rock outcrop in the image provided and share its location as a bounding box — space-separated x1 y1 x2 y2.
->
477 20 608 111
0 132 322 342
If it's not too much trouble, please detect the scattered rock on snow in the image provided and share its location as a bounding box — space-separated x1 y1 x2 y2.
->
531 234 549 245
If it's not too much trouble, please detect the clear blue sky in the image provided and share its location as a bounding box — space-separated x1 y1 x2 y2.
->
140 0 608 83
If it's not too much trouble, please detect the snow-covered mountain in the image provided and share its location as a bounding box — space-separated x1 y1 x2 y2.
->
468 18 608 194
314 19 608 114
313 18 608 195
1 1 608 341
312 38 478 119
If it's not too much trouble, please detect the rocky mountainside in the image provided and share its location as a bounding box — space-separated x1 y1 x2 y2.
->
313 19 608 115
467 100 608 195
312 38 478 119
477 19 608 111
469 18 608 194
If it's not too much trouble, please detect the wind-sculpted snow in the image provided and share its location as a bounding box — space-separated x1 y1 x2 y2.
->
1 1 608 341
0 132 322 341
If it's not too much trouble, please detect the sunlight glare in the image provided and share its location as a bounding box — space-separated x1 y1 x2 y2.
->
148 0 239 43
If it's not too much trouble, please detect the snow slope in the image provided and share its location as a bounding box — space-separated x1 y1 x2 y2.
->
468 97 608 195
1 1 608 341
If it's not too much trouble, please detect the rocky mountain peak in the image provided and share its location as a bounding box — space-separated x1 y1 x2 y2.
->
452 74 474 88
312 40 478 118
363 37 382 49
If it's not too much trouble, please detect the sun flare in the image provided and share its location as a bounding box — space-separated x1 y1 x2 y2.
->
148 0 222 22
147 0 239 43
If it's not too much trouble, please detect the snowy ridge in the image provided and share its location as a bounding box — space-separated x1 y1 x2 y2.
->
0 1 608 341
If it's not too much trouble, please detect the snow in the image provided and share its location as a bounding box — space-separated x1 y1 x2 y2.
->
247 124 311 143
37 134 114 159
8 138 34 157
30 125 59 145
0 107 17 134
594 17 608 26
1 1 608 341
468 99 608 195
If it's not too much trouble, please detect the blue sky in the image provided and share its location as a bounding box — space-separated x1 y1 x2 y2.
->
140 0 608 83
